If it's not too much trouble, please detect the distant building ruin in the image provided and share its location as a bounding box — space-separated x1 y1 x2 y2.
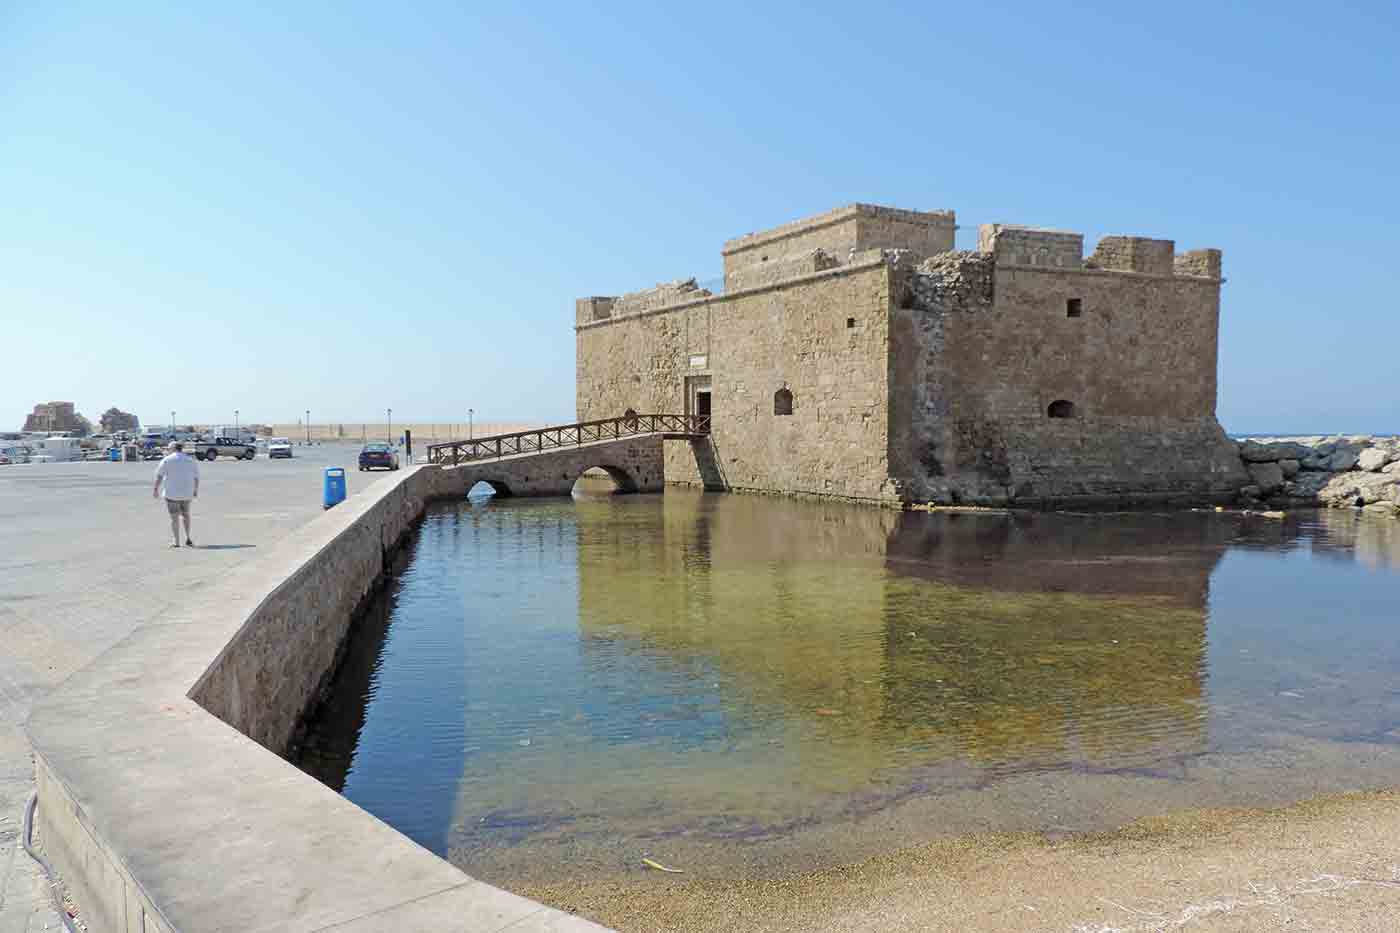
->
576 203 1246 507
24 401 88 435
99 407 141 433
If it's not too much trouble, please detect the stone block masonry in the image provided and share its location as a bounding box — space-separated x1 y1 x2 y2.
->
577 203 1246 508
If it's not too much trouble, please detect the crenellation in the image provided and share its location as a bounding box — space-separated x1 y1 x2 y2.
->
1174 248 1223 279
977 224 1084 269
575 296 616 326
1088 236 1175 275
613 278 713 316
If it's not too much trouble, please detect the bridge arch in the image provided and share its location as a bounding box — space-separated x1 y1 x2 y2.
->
573 464 640 495
467 479 513 498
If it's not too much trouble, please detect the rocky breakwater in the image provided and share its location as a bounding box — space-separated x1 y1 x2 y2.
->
1237 436 1400 516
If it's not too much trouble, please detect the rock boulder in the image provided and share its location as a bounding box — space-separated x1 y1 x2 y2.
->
1357 448 1389 472
1328 448 1361 472
1319 471 1400 507
1247 461 1285 495
1239 441 1312 462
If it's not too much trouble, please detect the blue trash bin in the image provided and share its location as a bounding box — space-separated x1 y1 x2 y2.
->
323 467 347 509
108 447 121 461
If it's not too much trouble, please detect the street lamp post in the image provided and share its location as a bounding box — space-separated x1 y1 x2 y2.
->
469 408 473 439
386 408 392 444
170 411 175 436
234 409 239 439
305 410 310 445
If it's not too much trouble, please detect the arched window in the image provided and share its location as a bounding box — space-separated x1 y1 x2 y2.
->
1047 399 1075 419
774 387 793 416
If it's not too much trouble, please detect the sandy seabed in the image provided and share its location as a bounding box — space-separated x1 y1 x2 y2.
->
524 788 1400 932
509 735 1400 932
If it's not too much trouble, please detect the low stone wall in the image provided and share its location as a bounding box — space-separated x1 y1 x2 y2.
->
188 466 448 752
27 465 608 932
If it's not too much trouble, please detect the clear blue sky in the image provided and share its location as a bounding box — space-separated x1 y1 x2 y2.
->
3 1 1396 433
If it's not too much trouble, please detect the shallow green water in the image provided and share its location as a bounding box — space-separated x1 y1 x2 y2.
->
296 489 1400 883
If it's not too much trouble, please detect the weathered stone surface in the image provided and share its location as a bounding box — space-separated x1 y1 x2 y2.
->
1358 448 1389 472
1247 461 1285 495
1329 448 1362 471
1300 452 1332 471
1239 441 1311 462
578 249 900 504
1287 472 1333 497
1278 458 1301 478
1384 459 1400 474
1319 471 1400 507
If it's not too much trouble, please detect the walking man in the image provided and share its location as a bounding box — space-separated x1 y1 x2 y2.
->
153 441 199 548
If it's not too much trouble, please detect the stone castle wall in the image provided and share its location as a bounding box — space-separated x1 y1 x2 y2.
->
577 204 1242 508
576 257 900 503
889 230 1246 505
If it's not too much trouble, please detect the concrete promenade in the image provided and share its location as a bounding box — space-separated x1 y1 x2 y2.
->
0 447 356 930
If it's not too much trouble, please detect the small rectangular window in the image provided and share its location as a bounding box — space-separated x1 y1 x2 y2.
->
1066 298 1083 318
846 317 856 328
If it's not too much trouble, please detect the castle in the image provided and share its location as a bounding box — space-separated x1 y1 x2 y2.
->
575 204 1246 507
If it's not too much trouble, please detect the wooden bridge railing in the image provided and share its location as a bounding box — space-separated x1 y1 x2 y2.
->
425 413 710 466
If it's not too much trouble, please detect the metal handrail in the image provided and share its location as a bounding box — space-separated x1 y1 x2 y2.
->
425 413 709 465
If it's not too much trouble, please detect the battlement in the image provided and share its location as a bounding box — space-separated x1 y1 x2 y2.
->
1088 236 1175 275
578 206 1224 328
575 296 616 326
1173 248 1223 279
978 224 1221 279
575 279 715 326
977 225 1084 269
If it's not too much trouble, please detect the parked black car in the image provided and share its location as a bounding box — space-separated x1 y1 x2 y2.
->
358 442 400 471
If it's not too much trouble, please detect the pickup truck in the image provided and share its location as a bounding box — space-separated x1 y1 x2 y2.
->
198 437 257 461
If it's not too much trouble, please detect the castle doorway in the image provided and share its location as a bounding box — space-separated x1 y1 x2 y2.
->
686 375 712 429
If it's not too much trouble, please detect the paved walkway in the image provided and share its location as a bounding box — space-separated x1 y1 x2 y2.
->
0 446 376 930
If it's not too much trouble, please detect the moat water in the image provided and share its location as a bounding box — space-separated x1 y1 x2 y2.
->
295 486 1400 887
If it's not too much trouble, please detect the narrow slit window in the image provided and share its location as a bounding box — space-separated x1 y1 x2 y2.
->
774 387 794 416
846 317 856 328
1066 298 1083 318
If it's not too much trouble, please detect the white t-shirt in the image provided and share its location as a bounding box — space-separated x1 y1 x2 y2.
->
155 452 200 500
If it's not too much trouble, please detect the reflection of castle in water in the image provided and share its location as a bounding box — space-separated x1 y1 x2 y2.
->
300 492 1399 866
575 493 1234 776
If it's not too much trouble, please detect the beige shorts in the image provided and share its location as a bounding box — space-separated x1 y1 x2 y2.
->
165 498 191 518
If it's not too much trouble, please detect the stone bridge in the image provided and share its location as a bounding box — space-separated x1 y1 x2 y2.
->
439 434 666 497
